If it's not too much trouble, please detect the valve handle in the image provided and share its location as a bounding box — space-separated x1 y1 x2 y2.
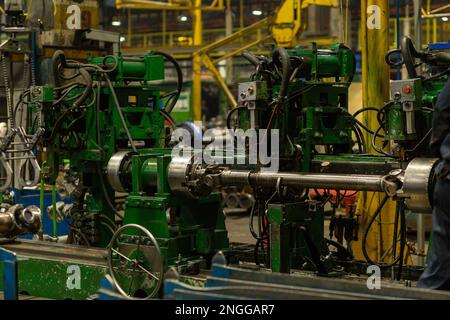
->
107 224 163 300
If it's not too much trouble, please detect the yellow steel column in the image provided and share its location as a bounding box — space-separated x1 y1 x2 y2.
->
192 0 203 121
433 17 437 43
426 0 431 44
127 9 132 47
162 10 167 48
353 0 398 264
225 0 233 85
240 0 244 29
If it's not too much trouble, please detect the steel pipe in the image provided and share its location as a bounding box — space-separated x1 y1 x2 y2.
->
219 170 387 192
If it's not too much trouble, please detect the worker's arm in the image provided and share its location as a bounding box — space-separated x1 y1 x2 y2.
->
430 78 450 162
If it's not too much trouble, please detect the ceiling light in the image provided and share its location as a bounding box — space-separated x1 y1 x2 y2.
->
120 36 126 42
252 10 263 16
442 17 449 22
112 20 121 26
179 15 188 22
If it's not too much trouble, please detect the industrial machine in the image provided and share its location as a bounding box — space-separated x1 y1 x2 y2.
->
0 49 229 299
155 40 445 276
0 33 448 300
166 37 450 278
232 37 450 274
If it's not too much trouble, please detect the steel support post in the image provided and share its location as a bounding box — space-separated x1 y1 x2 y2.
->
414 0 425 267
192 0 203 121
354 0 399 267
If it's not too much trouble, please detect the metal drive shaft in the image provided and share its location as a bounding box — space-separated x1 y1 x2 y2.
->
219 170 389 192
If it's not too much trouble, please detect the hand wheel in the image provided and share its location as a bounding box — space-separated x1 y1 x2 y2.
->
107 224 163 299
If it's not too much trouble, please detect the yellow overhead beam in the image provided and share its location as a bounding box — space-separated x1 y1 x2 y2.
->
193 18 271 112
196 18 270 55
427 3 450 15
115 0 223 10
301 0 338 8
212 35 272 65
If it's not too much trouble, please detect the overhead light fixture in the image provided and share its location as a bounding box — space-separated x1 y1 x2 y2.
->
252 10 263 16
120 36 126 42
442 16 449 22
112 20 121 27
178 15 188 22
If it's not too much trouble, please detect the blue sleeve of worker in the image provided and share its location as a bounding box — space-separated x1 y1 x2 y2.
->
430 78 450 161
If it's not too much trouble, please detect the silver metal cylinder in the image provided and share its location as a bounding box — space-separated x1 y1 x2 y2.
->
218 170 386 192
167 156 193 196
219 170 251 186
0 204 41 237
402 157 438 214
106 151 131 193
0 212 14 234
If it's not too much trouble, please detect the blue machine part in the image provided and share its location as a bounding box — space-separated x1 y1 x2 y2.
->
0 247 18 300
12 189 73 238
164 252 450 300
96 276 123 300
428 42 450 51
354 52 362 74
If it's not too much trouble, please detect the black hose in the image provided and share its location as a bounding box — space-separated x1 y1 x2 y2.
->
264 47 293 130
160 109 176 129
12 90 30 127
401 36 424 79
371 125 394 157
155 51 183 114
47 82 95 142
243 51 275 100
101 55 119 73
362 195 391 266
226 106 247 129
103 74 138 153
52 84 82 106
254 237 262 266
391 199 400 266
249 200 261 240
95 80 101 146
341 108 384 138
353 107 381 118
362 196 404 268
352 126 364 153
241 51 260 67
353 116 385 138
272 47 293 103
396 200 406 280
52 50 67 86
326 238 353 260
423 67 450 83
74 68 93 107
